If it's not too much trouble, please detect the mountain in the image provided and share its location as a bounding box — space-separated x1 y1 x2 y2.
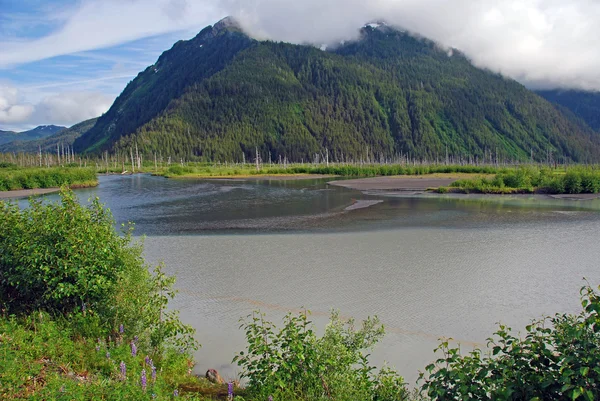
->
536 90 600 132
0 125 66 146
0 118 98 153
74 18 600 163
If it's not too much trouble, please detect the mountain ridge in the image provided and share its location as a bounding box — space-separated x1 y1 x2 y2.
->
73 18 600 163
0 125 66 146
0 119 98 154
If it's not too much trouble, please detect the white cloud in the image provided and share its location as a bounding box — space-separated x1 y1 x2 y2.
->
2 0 600 96
34 92 112 124
0 85 34 124
227 0 600 90
0 84 111 130
0 0 223 67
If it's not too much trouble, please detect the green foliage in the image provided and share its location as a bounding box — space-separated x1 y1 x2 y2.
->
450 166 600 194
0 189 197 353
420 284 600 400
538 89 600 132
0 313 210 400
0 167 97 191
234 310 409 401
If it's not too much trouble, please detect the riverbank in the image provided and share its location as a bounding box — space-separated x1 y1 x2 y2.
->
170 174 335 181
0 181 98 199
327 174 470 192
0 167 98 192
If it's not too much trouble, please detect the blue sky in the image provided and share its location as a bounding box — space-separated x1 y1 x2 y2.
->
0 0 223 131
1 0 599 132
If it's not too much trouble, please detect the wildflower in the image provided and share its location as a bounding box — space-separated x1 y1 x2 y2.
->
119 324 124 334
151 365 157 382
95 345 100 352
131 341 137 357
141 369 147 392
145 355 151 366
151 394 156 399
228 382 234 400
268 396 273 401
134 335 139 343
106 352 110 359
120 361 126 379
173 389 179 397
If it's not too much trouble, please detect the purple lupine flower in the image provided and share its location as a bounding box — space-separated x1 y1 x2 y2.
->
145 355 151 366
131 341 137 357
228 382 234 400
119 324 124 334
134 335 139 343
173 389 179 397
141 369 147 392
120 361 126 379
268 396 273 401
106 352 110 359
151 365 157 382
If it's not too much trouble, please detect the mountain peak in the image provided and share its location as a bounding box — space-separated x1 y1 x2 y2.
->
214 16 242 32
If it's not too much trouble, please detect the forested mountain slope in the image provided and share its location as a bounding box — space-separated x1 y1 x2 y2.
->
0 125 65 146
537 90 600 133
0 118 98 153
74 19 600 163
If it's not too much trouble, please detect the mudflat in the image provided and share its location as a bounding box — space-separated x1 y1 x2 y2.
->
0 188 60 199
328 176 458 192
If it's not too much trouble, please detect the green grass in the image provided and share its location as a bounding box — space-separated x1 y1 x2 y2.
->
0 167 97 191
441 166 600 194
0 314 230 400
157 163 504 179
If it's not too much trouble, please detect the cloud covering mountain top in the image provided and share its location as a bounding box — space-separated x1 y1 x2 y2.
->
1 0 599 130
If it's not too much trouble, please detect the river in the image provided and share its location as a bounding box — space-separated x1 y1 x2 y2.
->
19 174 600 385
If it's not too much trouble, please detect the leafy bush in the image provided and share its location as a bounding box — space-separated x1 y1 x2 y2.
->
234 310 409 401
420 284 600 400
0 189 197 353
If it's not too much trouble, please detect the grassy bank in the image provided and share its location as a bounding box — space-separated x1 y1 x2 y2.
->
159 163 503 179
440 166 600 194
0 165 97 191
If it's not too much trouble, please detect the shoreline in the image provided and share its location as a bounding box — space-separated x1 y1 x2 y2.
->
166 173 336 181
327 175 460 192
0 182 98 199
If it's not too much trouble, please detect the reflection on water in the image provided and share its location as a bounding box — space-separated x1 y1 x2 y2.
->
17 174 600 235
13 174 600 384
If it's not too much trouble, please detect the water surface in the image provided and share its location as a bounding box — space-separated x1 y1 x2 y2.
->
17 174 600 384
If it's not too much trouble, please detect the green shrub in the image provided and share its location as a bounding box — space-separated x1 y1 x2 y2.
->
420 284 600 400
564 171 583 194
0 189 197 353
234 310 409 401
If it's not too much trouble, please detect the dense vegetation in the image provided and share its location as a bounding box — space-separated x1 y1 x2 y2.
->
445 166 600 194
538 90 600 132
74 20 600 164
0 190 201 399
0 166 97 191
0 125 66 146
161 162 501 178
0 118 98 154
